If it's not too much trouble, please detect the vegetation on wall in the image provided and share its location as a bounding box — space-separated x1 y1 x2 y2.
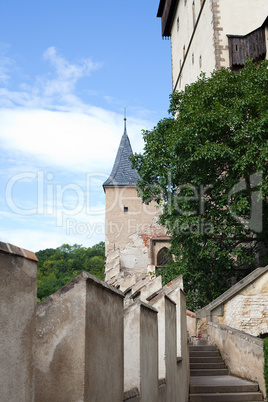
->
132 60 268 311
264 338 268 399
36 242 105 302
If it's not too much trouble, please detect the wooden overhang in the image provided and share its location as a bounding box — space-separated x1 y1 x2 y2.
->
228 19 267 68
157 0 179 37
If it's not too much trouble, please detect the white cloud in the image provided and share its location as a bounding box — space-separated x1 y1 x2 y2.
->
0 46 154 251
41 46 101 97
0 107 147 173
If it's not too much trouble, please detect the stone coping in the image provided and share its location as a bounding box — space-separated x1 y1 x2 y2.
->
0 241 38 262
124 298 158 314
196 266 268 319
146 275 184 302
207 321 263 347
187 310 196 318
37 271 124 314
123 387 140 401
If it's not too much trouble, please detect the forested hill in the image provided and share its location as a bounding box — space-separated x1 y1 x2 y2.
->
36 242 105 302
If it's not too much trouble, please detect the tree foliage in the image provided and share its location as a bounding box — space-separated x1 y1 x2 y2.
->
132 60 268 310
36 242 105 302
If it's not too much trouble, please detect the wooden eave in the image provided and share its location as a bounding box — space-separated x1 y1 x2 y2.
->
157 0 179 37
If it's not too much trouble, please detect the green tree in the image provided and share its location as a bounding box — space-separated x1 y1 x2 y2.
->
132 60 268 310
36 242 105 302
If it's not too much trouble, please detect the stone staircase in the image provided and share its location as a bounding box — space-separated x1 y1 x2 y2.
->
189 344 264 401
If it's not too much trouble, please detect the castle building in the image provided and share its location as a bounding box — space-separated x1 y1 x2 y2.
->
157 0 268 91
103 119 170 282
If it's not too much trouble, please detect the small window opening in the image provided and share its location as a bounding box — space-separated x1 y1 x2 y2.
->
183 45 186 58
124 207 128 213
177 17 180 31
199 55 202 68
157 247 172 267
192 1 196 26
192 53 194 64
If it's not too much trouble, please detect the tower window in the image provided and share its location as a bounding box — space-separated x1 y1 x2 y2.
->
177 17 180 31
124 207 128 213
192 1 196 27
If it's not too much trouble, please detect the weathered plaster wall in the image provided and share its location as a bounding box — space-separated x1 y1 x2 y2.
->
207 322 266 398
219 271 268 336
149 288 189 402
124 301 158 402
35 272 124 402
0 243 37 402
175 289 190 402
105 186 162 255
186 310 196 337
105 186 168 276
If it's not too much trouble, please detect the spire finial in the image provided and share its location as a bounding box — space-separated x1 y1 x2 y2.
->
124 108 127 135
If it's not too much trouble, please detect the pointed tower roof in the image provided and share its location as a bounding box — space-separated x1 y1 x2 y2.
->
103 118 140 187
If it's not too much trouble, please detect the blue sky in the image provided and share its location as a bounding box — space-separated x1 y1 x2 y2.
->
0 0 172 252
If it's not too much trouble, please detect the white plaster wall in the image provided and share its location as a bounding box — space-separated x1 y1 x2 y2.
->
170 0 268 90
140 304 159 402
124 303 141 393
150 294 166 380
171 0 215 91
124 301 158 401
218 0 268 68
165 297 178 402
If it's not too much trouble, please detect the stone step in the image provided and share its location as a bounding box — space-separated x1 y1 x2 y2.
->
190 368 229 376
190 362 225 369
190 356 223 363
189 350 221 357
189 345 217 351
190 376 259 394
189 392 263 401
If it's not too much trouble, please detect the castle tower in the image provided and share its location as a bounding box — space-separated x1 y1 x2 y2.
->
103 119 169 278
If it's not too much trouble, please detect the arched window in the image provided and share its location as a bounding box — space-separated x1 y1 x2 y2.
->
157 247 172 267
183 45 186 59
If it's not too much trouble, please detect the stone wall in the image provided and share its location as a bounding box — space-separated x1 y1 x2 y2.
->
0 242 38 402
35 272 124 402
0 240 189 402
207 322 266 398
196 266 268 338
218 270 268 336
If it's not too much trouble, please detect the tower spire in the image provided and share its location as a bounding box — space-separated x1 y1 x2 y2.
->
102 109 140 188
124 108 127 136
